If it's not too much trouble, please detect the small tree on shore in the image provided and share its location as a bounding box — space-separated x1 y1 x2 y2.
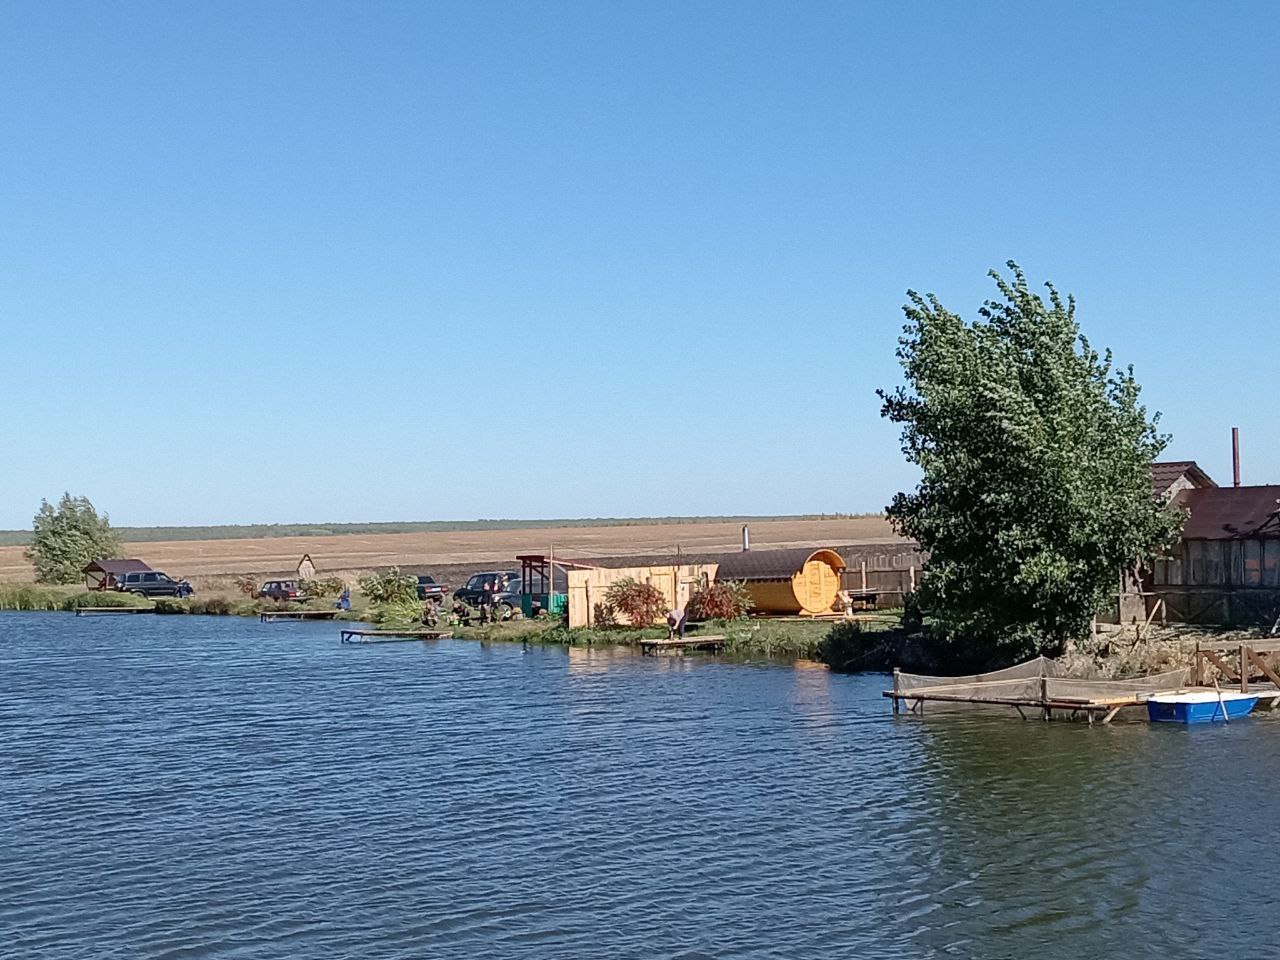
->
879 263 1182 668
26 494 122 584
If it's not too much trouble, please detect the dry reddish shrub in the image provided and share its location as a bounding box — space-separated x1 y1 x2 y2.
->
687 580 753 621
603 578 666 626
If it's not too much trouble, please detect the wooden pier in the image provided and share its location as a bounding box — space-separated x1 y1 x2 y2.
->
261 609 341 622
639 634 726 655
75 606 153 616
340 629 453 644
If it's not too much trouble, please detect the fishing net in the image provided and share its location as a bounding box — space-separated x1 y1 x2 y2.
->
894 656 1188 705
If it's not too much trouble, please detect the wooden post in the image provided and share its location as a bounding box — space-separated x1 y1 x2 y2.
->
1040 675 1050 721
1240 642 1249 693
909 565 916 592
892 668 900 714
1194 642 1203 686
1246 647 1280 691
861 561 868 593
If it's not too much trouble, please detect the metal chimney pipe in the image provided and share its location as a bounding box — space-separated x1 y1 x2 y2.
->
741 523 750 552
1233 427 1241 488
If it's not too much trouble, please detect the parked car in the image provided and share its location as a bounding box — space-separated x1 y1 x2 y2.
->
115 570 193 598
257 579 308 602
416 575 448 604
453 570 520 607
492 578 523 618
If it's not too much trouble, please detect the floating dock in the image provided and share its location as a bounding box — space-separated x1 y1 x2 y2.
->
74 607 153 616
639 634 726 655
261 610 341 622
340 629 453 644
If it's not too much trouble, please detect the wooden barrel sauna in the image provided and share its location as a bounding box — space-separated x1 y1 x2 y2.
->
714 547 847 616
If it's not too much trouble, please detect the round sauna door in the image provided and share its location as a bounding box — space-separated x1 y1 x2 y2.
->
793 558 840 615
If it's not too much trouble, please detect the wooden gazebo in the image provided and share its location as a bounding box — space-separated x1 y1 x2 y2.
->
83 559 152 591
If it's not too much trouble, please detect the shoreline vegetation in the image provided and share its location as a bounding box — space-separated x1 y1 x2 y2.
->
4 582 1273 680
0 581 901 662
0 513 881 548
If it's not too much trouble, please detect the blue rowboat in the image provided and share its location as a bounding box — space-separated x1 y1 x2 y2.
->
1147 690 1259 724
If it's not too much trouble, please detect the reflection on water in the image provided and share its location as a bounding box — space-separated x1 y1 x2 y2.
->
1 613 1275 958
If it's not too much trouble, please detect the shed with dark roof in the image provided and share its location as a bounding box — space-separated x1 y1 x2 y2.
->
1149 485 1280 625
716 547 847 616
1175 486 1280 541
82 558 153 591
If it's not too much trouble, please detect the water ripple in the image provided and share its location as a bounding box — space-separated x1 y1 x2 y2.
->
1 613 1275 958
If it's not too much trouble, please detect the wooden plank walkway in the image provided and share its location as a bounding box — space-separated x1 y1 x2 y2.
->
639 634 726 655
261 610 340 622
340 629 453 644
75 607 153 616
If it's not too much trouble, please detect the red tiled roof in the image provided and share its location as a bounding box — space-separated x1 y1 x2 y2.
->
1152 461 1217 495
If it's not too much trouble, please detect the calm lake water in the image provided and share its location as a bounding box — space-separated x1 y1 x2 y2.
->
2 613 1275 958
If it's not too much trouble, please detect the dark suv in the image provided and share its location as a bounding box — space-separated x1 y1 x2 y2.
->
453 571 520 607
115 570 193 598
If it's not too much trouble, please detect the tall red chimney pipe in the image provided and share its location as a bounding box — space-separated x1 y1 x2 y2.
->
1232 427 1241 488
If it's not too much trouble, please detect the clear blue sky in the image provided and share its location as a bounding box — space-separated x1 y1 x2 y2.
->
1 1 1276 528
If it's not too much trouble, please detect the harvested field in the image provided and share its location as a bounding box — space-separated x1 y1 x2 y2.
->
0 516 905 589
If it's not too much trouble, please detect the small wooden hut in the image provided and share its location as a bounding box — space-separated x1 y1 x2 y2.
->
715 547 847 616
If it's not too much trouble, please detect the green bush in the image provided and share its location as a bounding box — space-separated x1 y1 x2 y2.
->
62 591 155 611
358 568 418 604
301 576 345 598
0 584 70 610
371 597 425 628
814 621 904 672
152 598 191 615
197 597 234 616
901 591 923 632
538 624 667 646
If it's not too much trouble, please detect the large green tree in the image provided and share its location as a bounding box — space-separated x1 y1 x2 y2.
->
879 263 1181 668
26 494 122 584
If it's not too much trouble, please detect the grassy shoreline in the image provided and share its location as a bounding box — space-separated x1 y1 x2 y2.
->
0 582 902 663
